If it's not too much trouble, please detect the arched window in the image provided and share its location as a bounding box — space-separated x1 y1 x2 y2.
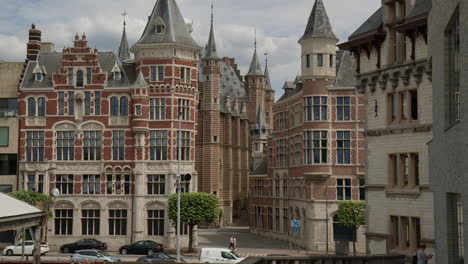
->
120 97 128 116
76 70 84 87
110 97 119 116
27 98 36 117
37 97 46 117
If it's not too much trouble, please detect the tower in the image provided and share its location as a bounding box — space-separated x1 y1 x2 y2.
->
263 55 275 129
251 104 269 170
299 0 338 80
118 11 131 62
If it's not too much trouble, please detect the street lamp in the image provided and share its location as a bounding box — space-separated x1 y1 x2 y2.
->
176 109 182 263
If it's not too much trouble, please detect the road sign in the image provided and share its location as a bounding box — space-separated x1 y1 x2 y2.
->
291 220 301 227
293 227 299 233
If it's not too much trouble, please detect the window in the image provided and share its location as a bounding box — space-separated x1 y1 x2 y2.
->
446 8 460 126
68 92 74 116
95 92 101 115
58 92 65 115
109 210 127 235
306 54 311 68
181 67 191 83
28 97 35 116
36 97 45 117
0 98 18 115
150 66 164 82
150 98 166 120
390 216 400 249
0 154 17 175
317 54 323 67
267 207 273 230
148 210 165 236
156 25 165 34
389 153 419 188
82 209 100 235
178 99 190 120
412 217 421 250
86 67 92 85
83 131 101 160
337 179 351 200
112 131 125 161
68 68 73 85
0 127 8 147
56 175 74 195
337 131 351 164
83 175 100 195
275 208 280 232
329 54 334 67
337 97 350 121
26 131 44 162
283 208 288 233
135 105 141 116
304 131 327 165
85 92 91 116
57 131 75 161
304 97 327 121
55 209 73 235
0 185 12 193
110 97 128 116
175 223 189 235
35 73 42 81
147 175 165 195
106 174 130 195
76 70 84 87
120 97 128 116
359 179 365 201
149 131 168 160
388 90 417 123
447 193 464 262
180 178 190 193
113 71 121 80
177 131 190 161
27 174 44 193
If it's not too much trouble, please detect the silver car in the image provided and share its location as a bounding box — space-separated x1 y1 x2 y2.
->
70 249 120 262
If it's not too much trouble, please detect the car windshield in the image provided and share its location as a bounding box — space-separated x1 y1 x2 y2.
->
230 251 241 258
153 253 171 259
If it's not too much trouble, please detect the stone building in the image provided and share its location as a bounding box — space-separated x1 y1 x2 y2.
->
339 0 434 259
429 0 465 263
18 0 201 250
250 0 366 253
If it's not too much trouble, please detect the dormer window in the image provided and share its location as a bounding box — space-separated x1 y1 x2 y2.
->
35 73 42 81
76 70 84 87
156 25 165 34
32 64 45 82
111 62 122 81
114 71 121 80
155 17 166 34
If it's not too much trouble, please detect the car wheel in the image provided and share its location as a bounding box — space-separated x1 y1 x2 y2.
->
121 249 127 255
147 250 154 255
64 248 70 253
6 250 13 256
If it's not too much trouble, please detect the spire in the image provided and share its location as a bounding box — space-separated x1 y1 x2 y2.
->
246 30 263 76
118 11 131 62
299 0 337 41
204 0 218 59
135 0 200 49
252 104 269 139
264 53 274 91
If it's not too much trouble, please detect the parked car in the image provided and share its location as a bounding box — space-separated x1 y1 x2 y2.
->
70 249 120 262
137 252 184 262
3 241 49 256
60 239 107 253
119 240 164 255
199 248 244 263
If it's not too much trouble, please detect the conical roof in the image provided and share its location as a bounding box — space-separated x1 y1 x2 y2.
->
204 3 218 59
300 0 337 41
118 23 131 62
255 104 268 129
136 0 200 49
264 58 274 91
246 41 263 76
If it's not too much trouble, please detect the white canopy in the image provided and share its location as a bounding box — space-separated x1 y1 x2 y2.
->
0 193 45 232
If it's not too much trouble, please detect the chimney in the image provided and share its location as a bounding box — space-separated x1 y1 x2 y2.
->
26 24 42 62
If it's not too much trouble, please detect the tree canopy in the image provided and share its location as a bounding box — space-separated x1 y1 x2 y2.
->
336 201 366 255
168 192 219 225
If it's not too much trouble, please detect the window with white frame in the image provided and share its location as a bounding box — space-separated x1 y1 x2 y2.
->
76 70 84 87
26 131 44 162
112 131 125 161
110 96 129 116
27 174 44 193
55 209 73 235
336 97 350 121
109 209 127 235
180 67 191 83
177 131 191 161
68 92 74 116
337 178 351 200
150 98 166 120
82 209 100 235
149 131 168 160
304 97 327 121
94 91 101 115
147 175 165 195
55 175 74 195
148 210 165 236
83 175 100 195
57 131 75 161
359 179 365 201
83 131 102 161
178 99 190 121
304 131 327 165
336 131 351 164
85 92 91 116
67 68 73 85
86 67 92 85
317 54 324 67
28 97 46 117
58 92 65 115
150 66 165 82
106 174 130 195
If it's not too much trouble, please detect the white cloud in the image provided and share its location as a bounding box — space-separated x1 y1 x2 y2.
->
0 0 381 95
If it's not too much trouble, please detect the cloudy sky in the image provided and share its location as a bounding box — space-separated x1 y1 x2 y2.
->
0 0 380 95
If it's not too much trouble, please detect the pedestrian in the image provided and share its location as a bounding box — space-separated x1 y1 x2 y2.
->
415 244 433 264
233 236 237 251
228 235 235 250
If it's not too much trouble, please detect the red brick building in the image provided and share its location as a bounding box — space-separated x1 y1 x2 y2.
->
249 0 366 253
18 0 201 250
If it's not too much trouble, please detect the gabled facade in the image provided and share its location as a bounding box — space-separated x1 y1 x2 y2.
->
340 0 434 259
250 0 366 254
18 0 201 250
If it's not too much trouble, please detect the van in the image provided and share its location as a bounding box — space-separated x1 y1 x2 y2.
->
199 248 245 263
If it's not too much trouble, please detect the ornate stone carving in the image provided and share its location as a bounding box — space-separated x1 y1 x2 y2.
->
81 122 104 130
108 116 129 126
55 122 78 130
26 117 46 127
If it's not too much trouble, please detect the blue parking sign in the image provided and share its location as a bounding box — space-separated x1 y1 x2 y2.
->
291 220 301 227
293 227 299 233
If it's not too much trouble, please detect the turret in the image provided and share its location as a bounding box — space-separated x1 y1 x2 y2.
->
299 0 338 80
118 12 131 62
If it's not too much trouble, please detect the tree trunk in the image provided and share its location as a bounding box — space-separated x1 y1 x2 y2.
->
188 224 195 253
352 228 357 256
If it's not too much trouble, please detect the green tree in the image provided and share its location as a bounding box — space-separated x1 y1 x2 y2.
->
168 192 219 253
336 201 366 256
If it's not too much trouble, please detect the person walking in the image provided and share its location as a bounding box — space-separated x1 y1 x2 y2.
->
228 235 235 250
416 244 433 264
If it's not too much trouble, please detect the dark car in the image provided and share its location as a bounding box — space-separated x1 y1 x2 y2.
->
119 241 163 255
137 252 184 262
60 239 107 253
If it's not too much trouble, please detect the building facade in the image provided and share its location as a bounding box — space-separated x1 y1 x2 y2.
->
250 0 366 253
18 0 201 250
340 0 434 260
429 0 466 263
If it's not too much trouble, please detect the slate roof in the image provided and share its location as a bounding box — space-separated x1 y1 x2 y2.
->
251 159 268 175
22 52 133 89
300 0 337 41
246 44 263 76
135 0 200 49
407 0 431 18
348 8 382 39
204 5 218 59
264 60 274 91
334 51 356 87
118 24 131 62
